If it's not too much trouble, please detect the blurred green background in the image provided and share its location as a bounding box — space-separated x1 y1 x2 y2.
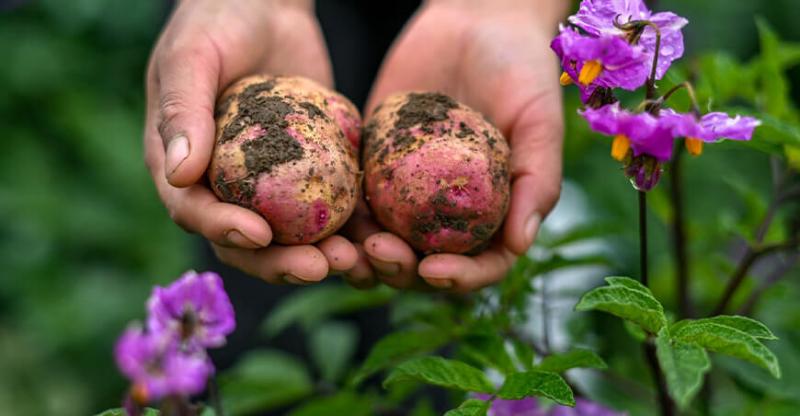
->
0 0 798 415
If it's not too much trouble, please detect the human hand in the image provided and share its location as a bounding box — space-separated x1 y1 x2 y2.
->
144 0 357 285
349 0 568 292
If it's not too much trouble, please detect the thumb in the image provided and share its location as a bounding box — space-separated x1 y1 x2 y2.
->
156 46 221 188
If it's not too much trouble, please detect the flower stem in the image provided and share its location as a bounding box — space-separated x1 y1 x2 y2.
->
209 376 226 416
639 191 649 287
638 190 676 415
669 147 693 318
645 22 662 100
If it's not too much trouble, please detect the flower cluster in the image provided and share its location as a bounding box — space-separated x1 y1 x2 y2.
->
476 395 625 416
114 271 235 407
552 0 759 191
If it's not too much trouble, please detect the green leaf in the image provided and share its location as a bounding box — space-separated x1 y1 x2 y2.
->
671 316 777 340
460 332 516 375
352 328 450 386
95 409 159 416
262 285 394 336
220 349 313 415
756 17 792 119
382 356 494 394
511 338 535 370
287 391 375 416
624 319 647 342
575 280 667 333
672 322 781 378
443 399 491 416
497 370 574 406
309 321 358 383
604 276 653 295
410 400 438 416
537 348 607 372
655 328 711 409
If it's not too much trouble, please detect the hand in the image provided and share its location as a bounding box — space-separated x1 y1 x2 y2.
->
351 0 567 292
144 0 357 285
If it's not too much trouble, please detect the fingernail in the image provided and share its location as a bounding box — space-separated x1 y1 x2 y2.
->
525 213 542 248
165 134 189 176
368 258 400 277
425 278 453 289
282 274 311 285
225 229 261 249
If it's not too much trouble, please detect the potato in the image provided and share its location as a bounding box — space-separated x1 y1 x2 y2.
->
363 92 510 254
208 75 361 245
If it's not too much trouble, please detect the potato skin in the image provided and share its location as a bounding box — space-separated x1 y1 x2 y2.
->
208 75 361 245
363 92 510 254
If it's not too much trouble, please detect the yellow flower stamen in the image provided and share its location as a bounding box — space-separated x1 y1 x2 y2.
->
685 138 703 156
579 60 603 86
611 134 631 161
559 71 574 86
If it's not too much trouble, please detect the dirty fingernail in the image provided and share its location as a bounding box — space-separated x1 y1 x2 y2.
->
225 229 260 248
525 213 542 248
368 258 400 277
283 274 310 285
165 134 189 176
425 278 454 289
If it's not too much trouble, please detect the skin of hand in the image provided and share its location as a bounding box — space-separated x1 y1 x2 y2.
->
343 0 569 293
143 0 359 285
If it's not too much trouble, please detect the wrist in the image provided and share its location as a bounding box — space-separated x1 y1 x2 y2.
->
423 0 568 31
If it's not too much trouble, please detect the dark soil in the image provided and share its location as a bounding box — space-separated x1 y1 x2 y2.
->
394 92 457 131
220 81 290 143
300 102 327 120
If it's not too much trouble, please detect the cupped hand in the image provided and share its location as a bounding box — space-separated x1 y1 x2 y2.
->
144 0 357 285
348 0 568 292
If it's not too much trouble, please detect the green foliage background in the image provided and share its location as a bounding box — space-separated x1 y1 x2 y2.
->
0 1 798 415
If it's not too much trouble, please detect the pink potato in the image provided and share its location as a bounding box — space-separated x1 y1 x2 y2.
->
363 92 510 254
208 75 361 245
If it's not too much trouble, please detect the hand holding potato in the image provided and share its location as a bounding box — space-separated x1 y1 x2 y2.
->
144 0 358 285
349 0 569 292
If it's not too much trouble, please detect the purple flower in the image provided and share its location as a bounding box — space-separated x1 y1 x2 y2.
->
115 326 213 401
551 26 649 92
568 0 688 79
662 109 760 155
475 394 545 416
147 271 235 349
581 103 686 161
549 398 627 416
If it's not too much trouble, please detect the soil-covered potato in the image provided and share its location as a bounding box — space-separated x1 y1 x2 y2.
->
363 92 510 254
209 75 361 245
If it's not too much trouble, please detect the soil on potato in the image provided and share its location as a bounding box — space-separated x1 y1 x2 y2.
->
394 92 457 132
299 101 327 120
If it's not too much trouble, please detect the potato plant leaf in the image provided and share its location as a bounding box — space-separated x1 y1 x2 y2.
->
443 399 491 416
496 370 575 406
383 357 494 394
655 328 711 410
575 277 667 334
537 348 607 372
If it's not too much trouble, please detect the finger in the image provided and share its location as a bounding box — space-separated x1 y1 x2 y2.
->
145 82 271 249
502 100 563 255
154 38 221 188
340 199 383 243
342 243 379 289
363 232 419 289
418 244 516 293
317 235 358 272
211 243 329 285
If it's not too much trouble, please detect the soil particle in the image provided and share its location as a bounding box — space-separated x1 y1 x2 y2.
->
470 223 495 241
395 92 457 131
241 126 303 175
455 121 474 138
220 80 291 143
393 133 415 149
214 94 234 119
300 101 327 120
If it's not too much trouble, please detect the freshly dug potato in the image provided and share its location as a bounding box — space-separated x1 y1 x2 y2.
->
363 92 510 254
209 75 361 245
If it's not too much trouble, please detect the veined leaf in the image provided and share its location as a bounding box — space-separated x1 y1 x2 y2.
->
604 276 653 295
655 328 711 410
511 338 536 370
537 348 607 372
460 333 516 375
443 399 491 416
496 370 575 406
351 329 450 386
672 322 781 378
575 280 667 333
309 321 358 383
671 316 777 340
95 409 159 416
383 357 494 394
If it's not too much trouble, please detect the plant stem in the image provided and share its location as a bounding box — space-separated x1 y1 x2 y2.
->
669 148 693 318
638 191 675 415
639 191 649 287
644 341 675 416
209 376 226 416
541 275 551 354
645 23 662 99
738 252 800 315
